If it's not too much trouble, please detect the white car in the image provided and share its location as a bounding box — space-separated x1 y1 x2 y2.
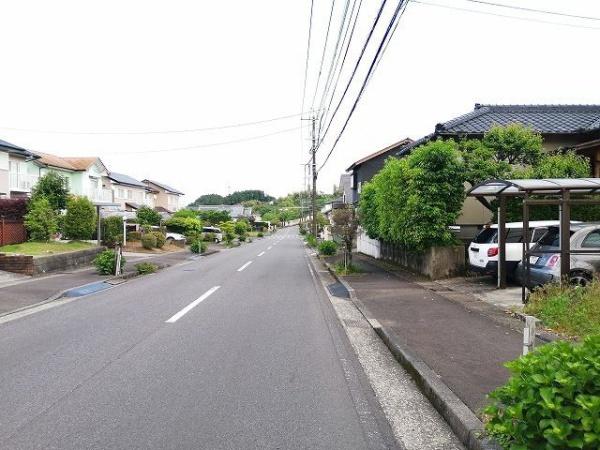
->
202 226 223 243
165 231 186 243
468 221 579 277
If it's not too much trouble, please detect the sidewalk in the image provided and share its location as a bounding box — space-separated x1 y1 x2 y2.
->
333 253 524 416
0 250 197 316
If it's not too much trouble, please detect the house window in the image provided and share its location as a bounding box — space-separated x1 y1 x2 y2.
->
127 190 133 200
118 188 125 198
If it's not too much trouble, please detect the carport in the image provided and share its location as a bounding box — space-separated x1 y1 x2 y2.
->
467 178 600 302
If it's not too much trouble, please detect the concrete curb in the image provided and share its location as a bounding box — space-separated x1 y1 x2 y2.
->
321 259 501 450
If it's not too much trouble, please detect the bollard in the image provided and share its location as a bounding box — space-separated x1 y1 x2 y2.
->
522 315 537 355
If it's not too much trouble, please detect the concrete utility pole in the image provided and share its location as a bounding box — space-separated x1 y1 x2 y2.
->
311 115 317 237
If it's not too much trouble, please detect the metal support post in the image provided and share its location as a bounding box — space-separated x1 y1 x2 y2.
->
523 315 537 355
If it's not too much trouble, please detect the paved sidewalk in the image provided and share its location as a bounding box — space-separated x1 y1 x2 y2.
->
0 250 197 316
336 254 524 416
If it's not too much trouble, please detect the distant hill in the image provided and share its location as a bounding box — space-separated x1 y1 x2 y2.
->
188 190 274 207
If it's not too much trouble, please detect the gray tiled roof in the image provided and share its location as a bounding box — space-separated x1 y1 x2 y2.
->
108 172 146 188
0 138 39 159
142 179 184 195
436 104 600 135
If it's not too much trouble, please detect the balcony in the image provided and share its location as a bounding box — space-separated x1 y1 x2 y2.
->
9 172 39 192
88 189 114 203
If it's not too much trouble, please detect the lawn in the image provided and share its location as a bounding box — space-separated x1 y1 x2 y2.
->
0 240 94 256
525 281 600 338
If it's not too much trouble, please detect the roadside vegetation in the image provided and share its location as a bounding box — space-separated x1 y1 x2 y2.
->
318 240 337 256
485 336 600 449
0 240 93 256
524 281 600 338
135 262 158 275
333 262 361 275
93 249 125 275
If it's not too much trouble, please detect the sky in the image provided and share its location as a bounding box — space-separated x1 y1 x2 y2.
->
1 0 599 204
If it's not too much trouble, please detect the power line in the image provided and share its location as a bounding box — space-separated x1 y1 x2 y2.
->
462 0 600 22
316 0 390 150
97 125 307 155
410 1 600 31
301 0 315 115
310 0 337 112
319 0 409 172
0 112 306 135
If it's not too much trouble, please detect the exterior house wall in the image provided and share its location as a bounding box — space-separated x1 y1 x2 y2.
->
351 150 399 204
112 185 147 210
0 152 9 197
153 190 180 211
8 155 39 197
39 166 78 194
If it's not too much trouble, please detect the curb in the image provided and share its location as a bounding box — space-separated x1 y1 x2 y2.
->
321 259 501 450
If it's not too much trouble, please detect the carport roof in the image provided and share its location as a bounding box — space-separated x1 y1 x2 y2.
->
468 178 600 197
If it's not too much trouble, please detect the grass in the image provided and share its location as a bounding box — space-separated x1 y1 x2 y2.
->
333 262 362 276
524 281 600 338
0 240 94 256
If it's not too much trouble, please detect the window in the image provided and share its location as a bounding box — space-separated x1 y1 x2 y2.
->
531 228 548 243
581 230 600 248
127 190 133 200
118 188 125 199
505 229 524 243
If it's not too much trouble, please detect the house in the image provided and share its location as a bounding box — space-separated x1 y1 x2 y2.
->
142 179 184 213
346 137 413 204
195 204 253 220
35 153 113 204
0 139 40 198
393 104 600 238
106 172 153 211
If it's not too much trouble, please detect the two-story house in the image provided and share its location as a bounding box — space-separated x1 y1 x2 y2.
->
106 172 153 211
0 139 40 198
35 153 113 203
142 179 184 213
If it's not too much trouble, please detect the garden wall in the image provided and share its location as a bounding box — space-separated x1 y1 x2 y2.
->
379 242 465 279
0 219 27 245
0 247 105 275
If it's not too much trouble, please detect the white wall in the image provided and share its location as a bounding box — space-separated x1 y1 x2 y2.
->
357 227 381 259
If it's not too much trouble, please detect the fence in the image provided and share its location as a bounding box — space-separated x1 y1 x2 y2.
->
356 228 381 259
0 219 27 246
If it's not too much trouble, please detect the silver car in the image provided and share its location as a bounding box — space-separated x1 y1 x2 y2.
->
516 223 600 288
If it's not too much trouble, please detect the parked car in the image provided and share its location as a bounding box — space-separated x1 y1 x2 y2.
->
202 226 223 243
468 221 575 277
165 231 186 243
516 223 600 288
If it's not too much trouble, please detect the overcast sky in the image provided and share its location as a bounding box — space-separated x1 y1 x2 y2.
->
1 0 599 204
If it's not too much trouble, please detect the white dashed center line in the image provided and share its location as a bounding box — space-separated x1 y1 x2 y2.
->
165 286 220 323
237 261 253 272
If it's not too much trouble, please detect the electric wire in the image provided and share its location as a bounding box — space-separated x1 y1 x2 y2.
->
301 0 315 115
462 0 600 22
310 0 337 112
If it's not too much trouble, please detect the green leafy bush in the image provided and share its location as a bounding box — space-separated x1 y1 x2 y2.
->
151 231 166 248
164 216 203 235
524 282 600 338
141 233 157 249
257 232 264 238
190 239 207 254
237 233 247 243
63 196 96 240
318 240 337 256
24 197 58 241
305 234 317 248
136 206 161 226
135 262 158 275
234 220 249 235
485 336 600 449
102 216 124 247
127 231 142 241
94 249 126 275
203 232 215 242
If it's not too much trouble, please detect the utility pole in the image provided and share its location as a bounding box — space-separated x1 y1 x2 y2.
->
311 115 318 237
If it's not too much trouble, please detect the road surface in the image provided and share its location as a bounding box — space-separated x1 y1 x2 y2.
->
0 228 399 449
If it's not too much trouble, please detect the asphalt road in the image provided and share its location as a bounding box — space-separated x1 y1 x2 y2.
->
0 228 399 450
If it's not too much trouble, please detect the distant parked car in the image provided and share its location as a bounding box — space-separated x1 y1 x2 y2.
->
468 221 576 277
516 223 600 288
202 226 223 243
165 231 186 243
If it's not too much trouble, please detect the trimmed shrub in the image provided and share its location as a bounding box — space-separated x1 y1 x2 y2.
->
94 249 126 275
24 197 58 241
135 262 158 275
151 231 166 248
136 206 161 226
318 240 337 256
127 231 142 241
102 216 124 247
164 216 203 235
190 239 207 254
485 336 600 449
257 232 264 238
141 233 157 249
63 196 96 240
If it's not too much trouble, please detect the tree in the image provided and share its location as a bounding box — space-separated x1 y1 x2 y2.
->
482 123 543 165
459 139 511 186
31 172 69 211
24 197 58 241
332 206 358 269
136 206 162 226
102 216 124 247
172 209 199 219
188 194 225 206
218 221 236 245
198 209 231 225
358 182 379 239
63 196 96 240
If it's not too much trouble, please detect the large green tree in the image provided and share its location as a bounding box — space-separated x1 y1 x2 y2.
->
63 196 96 240
31 172 69 211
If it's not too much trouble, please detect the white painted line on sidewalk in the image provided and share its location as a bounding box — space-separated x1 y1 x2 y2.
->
257 251 265 257
267 246 273 250
237 261 253 272
165 286 220 323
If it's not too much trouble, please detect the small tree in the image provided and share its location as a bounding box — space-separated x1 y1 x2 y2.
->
63 196 96 240
219 221 236 245
102 216 124 247
136 206 161 226
24 197 58 241
332 206 358 269
31 172 69 211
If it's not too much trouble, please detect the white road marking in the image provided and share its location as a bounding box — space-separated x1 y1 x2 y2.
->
267 246 273 250
165 286 220 323
258 251 265 257
237 261 253 272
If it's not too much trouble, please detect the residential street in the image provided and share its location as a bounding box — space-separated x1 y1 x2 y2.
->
0 229 401 450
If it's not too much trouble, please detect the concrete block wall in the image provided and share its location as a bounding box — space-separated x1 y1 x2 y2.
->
380 242 465 279
0 247 106 276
